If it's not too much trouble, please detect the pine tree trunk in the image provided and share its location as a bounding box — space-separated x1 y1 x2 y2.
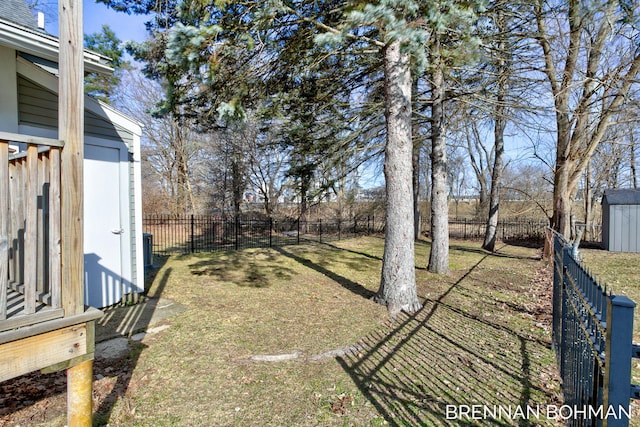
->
483 29 507 252
482 116 505 252
427 40 449 274
376 39 421 316
413 117 421 241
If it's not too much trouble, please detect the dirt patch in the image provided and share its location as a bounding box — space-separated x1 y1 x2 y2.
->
0 351 137 427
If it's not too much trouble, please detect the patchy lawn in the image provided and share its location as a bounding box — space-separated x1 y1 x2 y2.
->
2 238 564 426
578 247 640 427
579 248 640 341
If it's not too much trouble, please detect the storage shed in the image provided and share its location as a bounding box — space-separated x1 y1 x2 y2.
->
601 188 640 252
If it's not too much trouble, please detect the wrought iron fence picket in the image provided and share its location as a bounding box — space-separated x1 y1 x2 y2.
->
144 215 562 256
552 232 637 427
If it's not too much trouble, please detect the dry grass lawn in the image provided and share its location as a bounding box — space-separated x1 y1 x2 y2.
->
99 237 562 426
3 237 569 426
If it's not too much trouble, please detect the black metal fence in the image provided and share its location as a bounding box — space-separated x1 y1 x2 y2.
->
552 232 639 426
144 214 595 258
448 218 548 241
143 214 385 256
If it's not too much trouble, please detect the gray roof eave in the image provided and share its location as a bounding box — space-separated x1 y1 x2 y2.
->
602 189 640 205
0 17 114 75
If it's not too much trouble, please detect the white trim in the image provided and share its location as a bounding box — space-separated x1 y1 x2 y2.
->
92 100 143 137
130 131 144 290
0 17 113 74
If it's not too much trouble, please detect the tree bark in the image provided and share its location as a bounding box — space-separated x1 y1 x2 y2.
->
482 110 505 251
427 38 449 274
412 105 421 241
376 39 421 316
631 134 638 189
483 17 507 252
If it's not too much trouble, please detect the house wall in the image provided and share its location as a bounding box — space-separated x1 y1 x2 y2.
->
17 75 135 145
11 55 144 307
0 45 18 132
602 200 610 250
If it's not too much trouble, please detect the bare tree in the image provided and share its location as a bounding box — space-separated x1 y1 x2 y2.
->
534 0 640 236
116 69 203 214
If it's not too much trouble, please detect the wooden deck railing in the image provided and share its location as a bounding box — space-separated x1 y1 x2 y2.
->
0 131 65 332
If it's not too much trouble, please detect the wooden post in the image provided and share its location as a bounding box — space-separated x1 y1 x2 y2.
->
59 1 92 426
67 359 93 427
58 0 84 317
0 141 7 320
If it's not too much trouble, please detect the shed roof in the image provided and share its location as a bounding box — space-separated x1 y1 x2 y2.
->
0 0 37 29
602 188 640 205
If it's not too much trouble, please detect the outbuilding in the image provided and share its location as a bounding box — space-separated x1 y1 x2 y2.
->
601 188 640 252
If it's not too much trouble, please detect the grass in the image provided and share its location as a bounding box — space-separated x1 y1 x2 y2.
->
579 248 640 341
577 247 640 427
91 237 563 426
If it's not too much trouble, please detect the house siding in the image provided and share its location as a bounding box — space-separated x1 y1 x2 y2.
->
18 75 134 145
602 199 610 250
16 73 143 305
610 204 640 252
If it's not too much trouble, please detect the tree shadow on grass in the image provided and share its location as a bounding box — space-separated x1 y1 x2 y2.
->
273 246 376 299
318 240 384 263
448 243 542 261
337 254 561 426
186 250 295 288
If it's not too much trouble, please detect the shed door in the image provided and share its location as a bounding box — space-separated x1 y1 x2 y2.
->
84 143 123 307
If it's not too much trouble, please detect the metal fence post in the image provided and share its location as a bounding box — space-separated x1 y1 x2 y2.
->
559 245 573 379
190 214 195 253
603 295 635 427
235 216 239 250
269 218 273 248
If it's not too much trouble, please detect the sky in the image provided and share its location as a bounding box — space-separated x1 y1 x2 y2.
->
41 0 149 44
83 0 149 44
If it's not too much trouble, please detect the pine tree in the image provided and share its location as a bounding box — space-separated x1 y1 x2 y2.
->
100 0 483 316
84 25 127 103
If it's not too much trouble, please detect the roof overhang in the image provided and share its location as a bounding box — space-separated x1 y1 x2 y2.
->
16 56 143 136
0 17 113 74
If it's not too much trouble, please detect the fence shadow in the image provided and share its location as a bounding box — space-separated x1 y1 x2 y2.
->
337 254 561 426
